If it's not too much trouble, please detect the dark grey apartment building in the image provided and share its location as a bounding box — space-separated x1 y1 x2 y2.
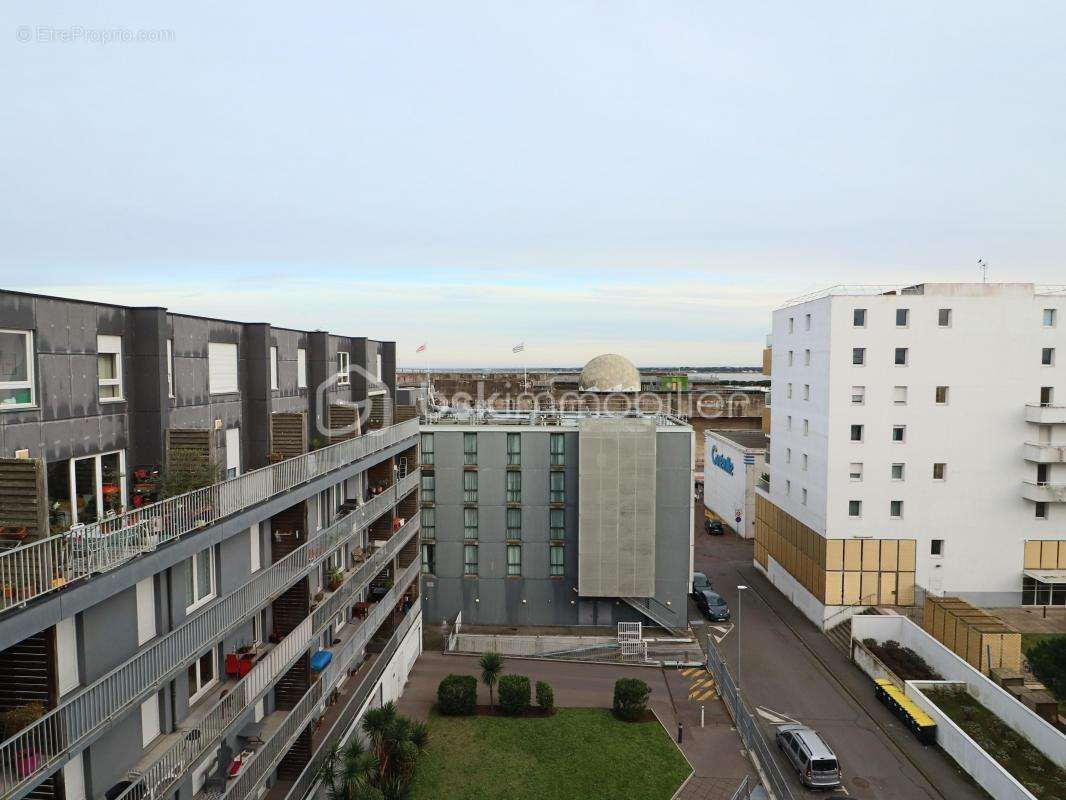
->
0 290 422 800
418 410 694 631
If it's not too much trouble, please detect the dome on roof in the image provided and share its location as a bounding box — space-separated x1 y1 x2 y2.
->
578 354 641 392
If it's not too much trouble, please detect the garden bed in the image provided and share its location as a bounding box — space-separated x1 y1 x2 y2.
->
864 638 943 681
927 687 1066 800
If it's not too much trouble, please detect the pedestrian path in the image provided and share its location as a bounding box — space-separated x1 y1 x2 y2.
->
681 667 718 702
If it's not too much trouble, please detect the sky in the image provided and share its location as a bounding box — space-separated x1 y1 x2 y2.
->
2 1 1064 367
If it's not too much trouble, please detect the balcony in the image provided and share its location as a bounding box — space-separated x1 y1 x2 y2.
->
1023 442 1066 463
0 477 419 800
0 418 419 617
1021 482 1066 503
1025 404 1066 425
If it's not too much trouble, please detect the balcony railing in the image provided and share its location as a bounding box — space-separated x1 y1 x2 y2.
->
0 418 419 616
0 472 419 800
1025 404 1066 424
1023 442 1066 463
218 561 422 800
1021 481 1066 503
118 514 420 800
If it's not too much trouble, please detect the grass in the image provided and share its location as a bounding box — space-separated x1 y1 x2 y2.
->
409 708 691 800
928 688 1066 800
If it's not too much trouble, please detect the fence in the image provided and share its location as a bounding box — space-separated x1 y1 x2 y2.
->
705 638 795 800
0 418 419 616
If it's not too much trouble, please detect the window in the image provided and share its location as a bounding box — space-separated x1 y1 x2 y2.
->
935 386 949 404
421 506 435 538
890 500 903 518
206 342 239 395
853 308 867 327
506 470 522 503
270 346 279 390
297 348 307 388
185 548 215 612
0 329 35 409
463 470 478 503
549 545 565 576
1044 309 1057 327
848 500 862 517
463 544 478 575
785 447 791 464
938 308 952 327
225 426 240 479
801 488 807 505
421 433 434 465
786 415 792 431
506 544 522 576
787 383 792 399
892 425 906 442
931 540 944 557
336 351 350 385
787 351 794 366
507 433 521 465
852 348 865 366
804 349 811 366
550 471 565 504
97 335 123 401
549 508 565 539
1035 502 1048 520
1040 387 1054 406
933 462 946 480
463 432 477 465
891 463 905 480
187 646 218 704
421 543 435 574
785 480 791 496
894 347 908 366
801 453 808 471
550 433 565 466
1041 348 1055 366
166 339 175 398
851 386 865 405
895 308 909 327
420 473 435 503
805 313 811 331
464 507 478 538
788 317 794 333
507 507 521 539
802 418 809 436
849 463 863 481
850 424 864 442
893 386 908 405
249 523 261 572
46 450 127 531
803 384 810 401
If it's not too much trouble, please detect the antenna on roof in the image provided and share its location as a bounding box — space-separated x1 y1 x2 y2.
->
977 258 989 283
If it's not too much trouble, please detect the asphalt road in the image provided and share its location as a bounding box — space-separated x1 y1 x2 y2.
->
692 521 987 800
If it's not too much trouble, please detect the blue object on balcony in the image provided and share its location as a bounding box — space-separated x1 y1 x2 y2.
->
310 650 332 671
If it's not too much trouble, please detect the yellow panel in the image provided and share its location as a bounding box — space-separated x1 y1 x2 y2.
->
933 603 947 641
861 571 878 603
1024 540 1042 570
897 572 915 606
1000 634 1022 672
826 540 844 571
898 539 916 571
842 572 861 605
1059 543 1066 570
843 540 862 571
922 598 935 631
879 540 898 572
966 628 982 669
879 572 897 605
862 540 880 571
943 616 957 651
825 571 843 605
1041 541 1058 569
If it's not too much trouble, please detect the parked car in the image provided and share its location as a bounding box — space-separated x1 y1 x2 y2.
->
776 724 842 789
694 589 731 622
705 519 724 536
691 571 711 599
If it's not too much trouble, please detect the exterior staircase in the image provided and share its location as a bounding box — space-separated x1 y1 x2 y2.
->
277 726 313 780
621 597 679 634
274 652 311 711
825 616 853 656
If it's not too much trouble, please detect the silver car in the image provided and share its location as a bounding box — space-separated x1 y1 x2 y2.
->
776 724 842 789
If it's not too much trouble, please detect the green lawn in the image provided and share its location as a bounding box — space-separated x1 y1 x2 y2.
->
410 708 691 800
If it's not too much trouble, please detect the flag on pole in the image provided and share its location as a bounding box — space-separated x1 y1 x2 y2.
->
512 342 525 353
416 343 427 353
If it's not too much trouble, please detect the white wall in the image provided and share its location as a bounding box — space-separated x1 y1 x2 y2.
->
703 432 765 539
757 555 834 627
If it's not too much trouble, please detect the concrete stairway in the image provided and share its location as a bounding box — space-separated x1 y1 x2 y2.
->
824 616 852 656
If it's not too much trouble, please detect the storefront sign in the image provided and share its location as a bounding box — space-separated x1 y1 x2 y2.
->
710 445 735 476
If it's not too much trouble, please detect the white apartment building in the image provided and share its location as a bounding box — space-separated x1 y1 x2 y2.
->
755 283 1066 628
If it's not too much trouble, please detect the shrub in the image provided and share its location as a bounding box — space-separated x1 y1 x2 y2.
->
437 674 477 715
1028 636 1066 702
613 678 650 721
498 674 532 715
535 680 554 711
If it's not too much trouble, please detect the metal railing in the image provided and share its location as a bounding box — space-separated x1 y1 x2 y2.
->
117 514 420 800
706 636 794 800
219 561 422 800
0 418 419 616
0 472 419 800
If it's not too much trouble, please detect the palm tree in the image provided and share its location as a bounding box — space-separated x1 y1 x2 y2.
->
317 703 428 800
479 651 503 708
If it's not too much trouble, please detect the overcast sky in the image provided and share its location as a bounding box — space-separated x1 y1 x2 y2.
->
2 1 1063 367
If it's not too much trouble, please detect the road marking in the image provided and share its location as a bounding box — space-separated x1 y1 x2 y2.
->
711 623 734 644
681 668 700 677
696 688 718 701
754 705 802 725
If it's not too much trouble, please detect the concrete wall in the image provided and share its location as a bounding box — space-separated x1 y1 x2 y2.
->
703 431 765 539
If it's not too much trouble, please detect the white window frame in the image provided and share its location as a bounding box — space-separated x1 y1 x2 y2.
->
938 308 952 327
851 386 865 405
895 308 910 327
933 462 947 481
890 500 904 519
893 386 908 405
0 329 36 410
891 463 905 481
97 334 124 402
66 450 128 526
167 338 175 398
1043 308 1057 328
892 425 906 442
850 424 864 441
187 645 219 705
297 348 308 389
208 342 239 394
935 386 949 405
270 346 279 391
848 500 862 518
1041 348 1055 367
849 463 863 481
852 348 865 366
337 351 350 385
249 522 261 572
894 347 908 366
186 547 216 613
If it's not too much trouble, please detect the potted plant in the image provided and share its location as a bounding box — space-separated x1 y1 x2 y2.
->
1 702 46 776
327 569 344 592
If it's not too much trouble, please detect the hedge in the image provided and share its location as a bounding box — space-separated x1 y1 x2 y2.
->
613 678 650 721
535 680 554 711
437 674 477 715
498 674 532 715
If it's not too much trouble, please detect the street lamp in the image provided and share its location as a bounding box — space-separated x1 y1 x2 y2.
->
736 585 748 689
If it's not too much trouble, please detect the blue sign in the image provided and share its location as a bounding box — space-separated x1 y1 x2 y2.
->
710 444 735 476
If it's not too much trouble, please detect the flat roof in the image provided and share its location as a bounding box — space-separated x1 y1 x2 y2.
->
423 408 690 430
706 429 769 451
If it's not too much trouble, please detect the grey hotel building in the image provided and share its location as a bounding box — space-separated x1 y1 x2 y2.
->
0 290 422 800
